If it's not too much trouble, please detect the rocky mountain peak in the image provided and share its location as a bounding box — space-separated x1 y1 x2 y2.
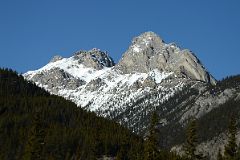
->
73 48 115 70
117 32 216 85
131 31 165 52
50 55 63 63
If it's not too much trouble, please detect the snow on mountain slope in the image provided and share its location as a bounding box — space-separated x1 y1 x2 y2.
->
26 56 111 84
24 32 215 133
24 53 175 113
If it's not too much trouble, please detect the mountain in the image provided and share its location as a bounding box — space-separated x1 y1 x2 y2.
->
24 32 215 132
23 31 240 159
0 68 143 160
117 32 215 84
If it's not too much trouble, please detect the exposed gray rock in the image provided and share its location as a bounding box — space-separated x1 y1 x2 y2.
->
235 93 240 101
50 55 63 63
131 80 142 90
117 32 216 85
86 78 106 91
172 131 240 160
142 76 157 88
27 68 85 93
74 48 114 69
180 88 237 123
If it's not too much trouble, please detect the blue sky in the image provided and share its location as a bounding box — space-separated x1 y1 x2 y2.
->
0 0 239 80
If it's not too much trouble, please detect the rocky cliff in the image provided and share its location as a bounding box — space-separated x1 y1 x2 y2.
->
117 32 216 84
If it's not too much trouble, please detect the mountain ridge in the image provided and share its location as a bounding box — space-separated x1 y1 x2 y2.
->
24 31 215 124
23 31 240 159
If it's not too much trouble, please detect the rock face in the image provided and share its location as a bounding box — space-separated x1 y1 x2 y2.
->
117 32 216 84
28 68 85 94
50 55 63 63
170 84 240 160
73 48 114 69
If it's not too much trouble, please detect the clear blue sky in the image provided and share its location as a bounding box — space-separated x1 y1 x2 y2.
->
0 0 239 80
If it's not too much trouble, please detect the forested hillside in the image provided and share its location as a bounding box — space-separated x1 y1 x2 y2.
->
0 68 143 160
156 75 240 147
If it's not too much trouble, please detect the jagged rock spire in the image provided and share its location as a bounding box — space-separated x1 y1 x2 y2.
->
116 32 216 84
73 48 115 69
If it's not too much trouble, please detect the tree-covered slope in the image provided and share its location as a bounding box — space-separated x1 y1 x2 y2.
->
0 68 143 160
156 75 240 147
154 75 240 159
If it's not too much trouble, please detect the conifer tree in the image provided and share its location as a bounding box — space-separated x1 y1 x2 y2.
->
217 149 223 160
64 151 71 160
116 146 127 160
235 146 240 160
85 136 97 160
22 113 45 160
184 119 200 160
144 112 160 160
75 144 82 160
224 115 237 159
128 139 144 160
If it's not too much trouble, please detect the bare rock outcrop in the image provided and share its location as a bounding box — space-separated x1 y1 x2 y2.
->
117 32 216 85
74 48 115 70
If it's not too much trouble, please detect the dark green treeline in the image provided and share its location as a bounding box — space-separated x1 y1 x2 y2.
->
0 68 143 160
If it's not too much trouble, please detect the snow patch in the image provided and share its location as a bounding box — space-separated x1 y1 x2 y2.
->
132 45 141 52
